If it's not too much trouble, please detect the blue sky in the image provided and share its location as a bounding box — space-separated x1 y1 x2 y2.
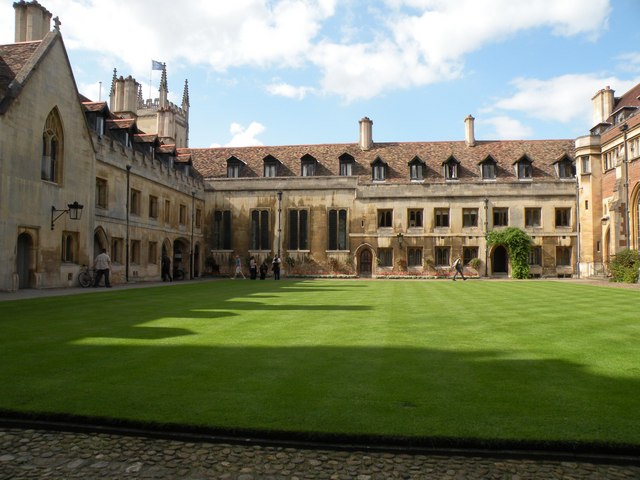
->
2 0 640 148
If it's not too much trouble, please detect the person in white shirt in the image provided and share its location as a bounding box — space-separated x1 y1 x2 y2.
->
93 248 112 287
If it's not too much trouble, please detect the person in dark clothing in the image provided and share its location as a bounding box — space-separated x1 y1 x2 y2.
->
259 260 268 280
452 256 466 281
272 254 281 280
161 254 172 282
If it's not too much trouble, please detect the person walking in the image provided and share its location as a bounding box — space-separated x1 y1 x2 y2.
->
161 253 172 282
93 248 112 287
272 254 281 280
249 256 257 280
452 256 466 281
233 255 246 279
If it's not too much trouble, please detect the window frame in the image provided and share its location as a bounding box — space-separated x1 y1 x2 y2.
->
288 209 310 250
525 207 542 228
407 247 423 267
212 210 232 250
328 209 348 250
250 209 270 250
434 208 450 228
435 246 450 267
493 207 509 227
378 209 393 228
555 207 571 228
377 248 393 267
462 208 478 228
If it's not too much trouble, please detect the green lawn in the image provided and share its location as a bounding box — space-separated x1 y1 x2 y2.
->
1 279 639 447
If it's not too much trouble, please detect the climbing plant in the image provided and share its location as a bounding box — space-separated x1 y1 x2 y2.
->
609 249 640 283
486 227 532 279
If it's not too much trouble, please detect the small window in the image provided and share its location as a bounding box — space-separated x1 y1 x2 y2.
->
444 157 459 180
301 155 316 177
435 208 449 228
408 209 423 228
580 156 591 175
179 204 187 225
435 247 450 266
195 208 202 229
378 209 393 228
289 209 309 250
164 200 171 224
462 208 478 228
264 156 279 177
408 247 422 267
250 210 270 250
339 154 354 176
378 248 393 267
409 157 425 181
96 178 108 209
463 247 478 266
149 195 159 219
328 209 348 250
61 232 77 263
111 238 123 263
493 208 508 227
556 157 575 179
213 210 232 250
227 164 240 178
148 241 158 264
130 189 141 215
516 158 533 180
481 158 497 180
372 158 387 181
555 208 571 228
131 240 141 264
556 246 572 266
529 246 542 266
525 208 541 228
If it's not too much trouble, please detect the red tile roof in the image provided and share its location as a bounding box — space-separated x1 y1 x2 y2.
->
187 139 574 183
0 41 41 101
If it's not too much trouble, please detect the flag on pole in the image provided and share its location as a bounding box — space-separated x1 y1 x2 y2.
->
151 60 163 70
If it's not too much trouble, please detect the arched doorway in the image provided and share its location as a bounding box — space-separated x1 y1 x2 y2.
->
492 245 509 275
359 249 373 277
173 238 189 279
16 233 34 289
94 227 108 259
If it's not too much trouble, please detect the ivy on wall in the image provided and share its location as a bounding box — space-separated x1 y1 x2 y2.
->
487 227 532 279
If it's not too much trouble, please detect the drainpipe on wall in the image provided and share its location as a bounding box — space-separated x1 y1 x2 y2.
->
125 165 131 283
483 198 489 277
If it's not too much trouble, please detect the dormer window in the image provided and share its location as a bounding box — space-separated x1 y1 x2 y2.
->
480 156 497 180
339 153 355 176
301 154 317 177
409 157 425 181
227 156 245 178
263 155 280 177
443 156 459 180
554 156 575 179
516 156 533 180
371 157 387 181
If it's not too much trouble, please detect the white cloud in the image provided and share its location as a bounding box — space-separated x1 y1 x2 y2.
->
484 116 533 140
0 0 614 104
266 83 315 100
491 74 640 124
210 122 266 148
616 52 640 73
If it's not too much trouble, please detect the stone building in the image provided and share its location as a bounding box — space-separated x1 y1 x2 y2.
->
575 84 640 276
189 116 577 278
0 1 204 291
3 1 639 292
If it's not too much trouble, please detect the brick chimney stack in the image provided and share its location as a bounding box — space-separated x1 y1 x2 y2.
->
14 1 53 42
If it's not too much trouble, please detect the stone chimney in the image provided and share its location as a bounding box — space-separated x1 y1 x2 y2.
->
464 114 476 147
14 1 52 42
359 117 373 151
591 86 615 126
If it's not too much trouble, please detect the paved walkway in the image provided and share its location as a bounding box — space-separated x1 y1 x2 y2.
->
1 278 639 479
1 427 639 479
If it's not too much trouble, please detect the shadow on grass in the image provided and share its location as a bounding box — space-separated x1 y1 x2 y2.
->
0 279 639 454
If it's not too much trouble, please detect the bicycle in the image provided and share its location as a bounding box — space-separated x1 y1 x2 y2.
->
78 265 94 288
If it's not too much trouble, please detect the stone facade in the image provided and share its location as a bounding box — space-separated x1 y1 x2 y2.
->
575 84 640 276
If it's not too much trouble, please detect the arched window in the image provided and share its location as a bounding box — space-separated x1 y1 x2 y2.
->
42 108 64 182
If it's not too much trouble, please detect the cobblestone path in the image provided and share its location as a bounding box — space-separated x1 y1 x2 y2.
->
1 428 639 479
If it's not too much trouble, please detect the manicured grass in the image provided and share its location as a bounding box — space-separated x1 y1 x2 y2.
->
1 279 639 446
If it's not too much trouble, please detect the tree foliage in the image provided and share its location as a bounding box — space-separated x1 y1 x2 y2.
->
610 249 640 283
486 227 532 279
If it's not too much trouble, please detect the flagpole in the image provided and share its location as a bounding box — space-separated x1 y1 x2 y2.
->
149 62 152 102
